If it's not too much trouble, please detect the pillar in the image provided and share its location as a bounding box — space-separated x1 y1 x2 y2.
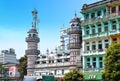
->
90 41 92 51
89 13 91 20
95 24 98 34
116 5 119 15
102 39 105 51
116 19 119 31
83 56 85 69
96 57 99 68
89 25 92 35
108 20 112 31
90 57 93 66
95 11 98 18
101 22 104 32
101 9 104 17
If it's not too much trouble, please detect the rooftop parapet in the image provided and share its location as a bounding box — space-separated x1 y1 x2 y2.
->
82 0 110 11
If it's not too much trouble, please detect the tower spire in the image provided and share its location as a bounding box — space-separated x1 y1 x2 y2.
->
74 10 77 17
32 9 39 29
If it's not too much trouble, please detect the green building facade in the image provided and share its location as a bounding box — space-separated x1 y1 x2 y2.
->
81 0 120 80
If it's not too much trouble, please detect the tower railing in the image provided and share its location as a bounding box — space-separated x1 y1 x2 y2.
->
67 43 81 49
25 49 40 55
26 37 40 43
67 27 81 34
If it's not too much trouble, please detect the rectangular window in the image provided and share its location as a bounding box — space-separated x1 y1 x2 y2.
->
105 39 109 42
91 13 95 18
112 24 116 30
112 21 116 30
86 30 90 35
92 29 95 35
112 7 116 13
54 70 56 75
87 58 90 61
113 38 117 42
93 62 96 68
99 57 102 61
92 45 96 50
86 46 90 51
98 44 102 50
105 26 108 32
86 14 89 20
105 43 109 48
97 11 101 16
99 62 103 68
52 60 54 63
62 69 64 75
98 27 101 33
93 57 96 61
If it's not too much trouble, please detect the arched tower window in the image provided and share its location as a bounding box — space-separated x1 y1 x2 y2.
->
28 34 31 37
33 34 36 37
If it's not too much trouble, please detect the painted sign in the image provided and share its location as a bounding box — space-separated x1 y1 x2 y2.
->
42 75 55 81
84 72 102 80
8 66 20 77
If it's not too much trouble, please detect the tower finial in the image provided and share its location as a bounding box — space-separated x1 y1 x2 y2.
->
32 9 39 29
74 10 77 17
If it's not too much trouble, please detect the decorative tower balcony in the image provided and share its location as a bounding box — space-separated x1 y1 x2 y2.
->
67 43 81 49
67 27 81 34
25 49 40 55
26 37 40 43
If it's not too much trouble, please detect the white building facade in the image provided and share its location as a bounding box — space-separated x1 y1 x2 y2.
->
0 48 19 64
25 10 82 81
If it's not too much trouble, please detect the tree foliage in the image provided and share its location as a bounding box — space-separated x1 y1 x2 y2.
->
63 68 84 81
104 42 120 81
18 55 27 78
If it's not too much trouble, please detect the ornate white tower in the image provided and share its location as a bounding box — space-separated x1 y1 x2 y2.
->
67 13 82 68
25 9 40 75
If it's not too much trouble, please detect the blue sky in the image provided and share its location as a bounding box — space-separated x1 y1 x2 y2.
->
0 0 98 59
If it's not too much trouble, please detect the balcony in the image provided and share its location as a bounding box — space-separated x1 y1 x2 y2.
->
67 27 81 34
26 37 40 43
83 32 108 40
83 68 104 73
83 29 120 40
83 49 105 56
35 62 81 68
67 43 81 49
25 49 40 55
82 13 120 25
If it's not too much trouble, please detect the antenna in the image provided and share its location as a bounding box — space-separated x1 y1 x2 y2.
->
32 9 40 29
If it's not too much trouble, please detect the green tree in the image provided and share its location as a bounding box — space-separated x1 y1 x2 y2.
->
0 63 5 76
63 68 84 81
104 42 120 81
18 55 27 79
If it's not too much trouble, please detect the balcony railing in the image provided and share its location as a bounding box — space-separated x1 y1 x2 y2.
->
83 68 104 72
35 62 81 68
67 27 81 34
67 43 81 49
83 49 105 55
25 49 40 55
26 37 40 43
82 12 120 25
83 29 120 40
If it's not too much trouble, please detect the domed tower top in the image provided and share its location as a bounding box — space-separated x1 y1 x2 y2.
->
70 12 81 23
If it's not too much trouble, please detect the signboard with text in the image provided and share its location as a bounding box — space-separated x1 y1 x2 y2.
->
84 72 102 80
42 75 55 81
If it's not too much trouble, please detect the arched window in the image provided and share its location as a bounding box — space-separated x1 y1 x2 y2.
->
33 34 36 37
